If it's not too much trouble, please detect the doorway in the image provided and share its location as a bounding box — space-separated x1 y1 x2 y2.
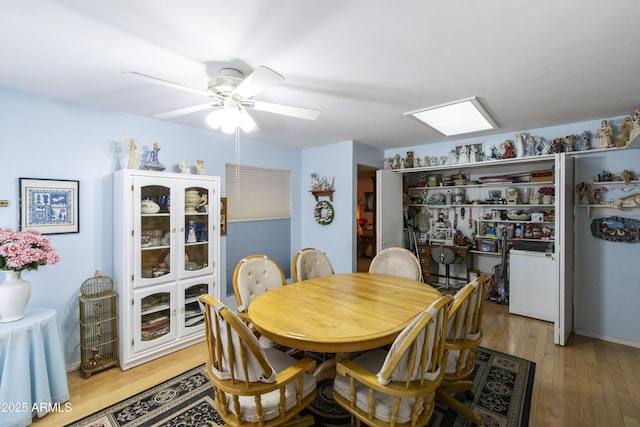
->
356 164 378 272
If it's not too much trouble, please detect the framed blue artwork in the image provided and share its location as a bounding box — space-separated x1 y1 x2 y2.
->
19 178 80 234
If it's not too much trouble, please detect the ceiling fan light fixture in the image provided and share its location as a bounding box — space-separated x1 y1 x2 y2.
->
405 97 498 136
206 107 256 134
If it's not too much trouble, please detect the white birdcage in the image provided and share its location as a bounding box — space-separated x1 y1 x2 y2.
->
79 271 119 378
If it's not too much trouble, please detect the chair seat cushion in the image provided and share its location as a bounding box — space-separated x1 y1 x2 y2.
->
333 349 418 424
226 348 317 423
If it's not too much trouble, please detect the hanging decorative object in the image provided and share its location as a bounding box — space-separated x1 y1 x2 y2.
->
314 200 335 225
590 216 640 243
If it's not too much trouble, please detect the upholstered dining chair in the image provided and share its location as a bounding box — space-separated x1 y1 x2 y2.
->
369 246 423 282
198 295 317 427
435 274 490 426
291 247 334 282
232 254 287 326
332 294 453 427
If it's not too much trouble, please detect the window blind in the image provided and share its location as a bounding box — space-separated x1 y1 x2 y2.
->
225 164 291 221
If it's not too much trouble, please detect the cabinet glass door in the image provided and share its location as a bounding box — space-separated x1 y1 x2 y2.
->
133 177 177 287
179 181 215 278
179 278 211 337
133 285 177 352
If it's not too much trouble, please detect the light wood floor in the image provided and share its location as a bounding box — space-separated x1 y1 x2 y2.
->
33 302 640 427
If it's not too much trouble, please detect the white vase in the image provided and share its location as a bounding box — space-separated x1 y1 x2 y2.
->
0 270 31 322
542 195 552 204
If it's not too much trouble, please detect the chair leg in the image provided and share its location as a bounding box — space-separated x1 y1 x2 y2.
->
436 388 482 426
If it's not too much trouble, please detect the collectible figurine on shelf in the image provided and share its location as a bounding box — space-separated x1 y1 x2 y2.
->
458 145 469 164
515 132 526 157
502 140 516 159
576 183 591 205
593 187 607 205
595 120 613 149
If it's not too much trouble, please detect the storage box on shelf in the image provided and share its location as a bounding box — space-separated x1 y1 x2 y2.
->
114 170 220 370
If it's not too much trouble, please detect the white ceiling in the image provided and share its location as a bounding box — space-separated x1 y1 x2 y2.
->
1 1 638 150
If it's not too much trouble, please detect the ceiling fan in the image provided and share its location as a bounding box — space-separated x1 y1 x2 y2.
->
126 66 320 133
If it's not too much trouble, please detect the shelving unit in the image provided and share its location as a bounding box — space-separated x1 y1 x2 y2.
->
403 156 558 259
113 170 220 370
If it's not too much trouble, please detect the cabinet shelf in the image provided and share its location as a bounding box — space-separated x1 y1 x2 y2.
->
408 180 554 192
476 219 555 224
409 203 555 209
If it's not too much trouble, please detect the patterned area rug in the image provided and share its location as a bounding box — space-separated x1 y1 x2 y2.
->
66 347 534 427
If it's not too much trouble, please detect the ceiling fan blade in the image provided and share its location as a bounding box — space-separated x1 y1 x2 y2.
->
125 71 210 97
155 102 218 119
247 100 320 120
232 66 284 99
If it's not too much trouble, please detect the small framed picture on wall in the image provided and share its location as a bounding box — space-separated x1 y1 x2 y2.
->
19 178 80 234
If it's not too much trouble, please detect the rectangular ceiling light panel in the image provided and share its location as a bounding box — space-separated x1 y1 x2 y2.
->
406 97 497 136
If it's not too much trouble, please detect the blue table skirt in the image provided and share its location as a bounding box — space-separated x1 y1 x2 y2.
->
0 308 70 427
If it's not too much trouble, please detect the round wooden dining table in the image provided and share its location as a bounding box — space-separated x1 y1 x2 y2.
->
248 272 441 353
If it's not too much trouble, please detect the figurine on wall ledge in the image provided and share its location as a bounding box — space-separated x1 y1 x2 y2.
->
576 183 591 205
502 140 516 159
606 193 640 208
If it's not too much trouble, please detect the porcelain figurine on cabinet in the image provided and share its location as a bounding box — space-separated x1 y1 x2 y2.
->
179 160 190 174
196 160 206 175
128 139 139 170
144 143 166 171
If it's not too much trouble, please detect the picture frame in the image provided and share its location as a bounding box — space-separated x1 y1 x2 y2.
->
220 197 227 236
364 192 374 212
455 142 484 163
19 178 80 234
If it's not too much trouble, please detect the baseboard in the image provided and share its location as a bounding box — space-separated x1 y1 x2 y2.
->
575 329 640 349
66 362 80 372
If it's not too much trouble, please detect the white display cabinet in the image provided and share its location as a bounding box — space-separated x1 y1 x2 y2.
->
114 169 220 370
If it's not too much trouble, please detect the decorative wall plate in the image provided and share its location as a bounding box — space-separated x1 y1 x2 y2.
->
590 216 640 243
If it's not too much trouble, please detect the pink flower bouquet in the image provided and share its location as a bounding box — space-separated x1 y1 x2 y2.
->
0 228 60 271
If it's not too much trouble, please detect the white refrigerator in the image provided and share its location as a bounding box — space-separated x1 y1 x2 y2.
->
508 249 556 323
